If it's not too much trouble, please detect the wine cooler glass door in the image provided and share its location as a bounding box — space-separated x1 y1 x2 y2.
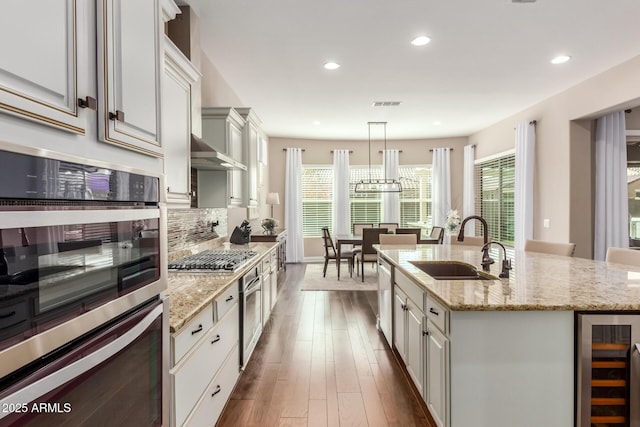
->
578 314 640 427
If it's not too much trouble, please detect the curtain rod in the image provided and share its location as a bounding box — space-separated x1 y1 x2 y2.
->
378 150 403 153
330 150 354 153
513 120 538 130
282 148 306 152
429 148 454 152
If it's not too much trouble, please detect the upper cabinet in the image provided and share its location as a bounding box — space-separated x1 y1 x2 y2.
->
236 108 261 207
163 36 200 206
0 0 89 134
0 0 180 160
97 0 172 157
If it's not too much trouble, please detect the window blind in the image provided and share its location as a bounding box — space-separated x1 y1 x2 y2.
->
474 154 515 244
301 167 333 236
302 165 432 237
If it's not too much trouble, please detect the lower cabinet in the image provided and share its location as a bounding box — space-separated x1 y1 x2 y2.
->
393 286 425 397
425 320 449 427
170 292 240 426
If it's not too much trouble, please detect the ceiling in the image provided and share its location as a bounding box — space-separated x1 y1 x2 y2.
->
184 0 640 140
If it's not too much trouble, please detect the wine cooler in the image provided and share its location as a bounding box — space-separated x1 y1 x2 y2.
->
577 314 640 427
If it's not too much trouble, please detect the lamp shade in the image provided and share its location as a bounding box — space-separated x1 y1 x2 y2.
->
266 192 280 205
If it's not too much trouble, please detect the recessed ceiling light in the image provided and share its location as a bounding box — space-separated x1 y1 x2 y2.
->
323 62 340 70
551 55 571 64
432 121 441 126
313 121 321 125
411 36 431 46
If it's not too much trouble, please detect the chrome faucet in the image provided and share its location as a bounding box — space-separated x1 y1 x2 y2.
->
457 215 493 271
481 241 512 279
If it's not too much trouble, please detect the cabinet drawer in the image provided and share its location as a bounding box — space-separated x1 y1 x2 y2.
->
425 294 449 335
270 249 277 270
215 285 239 322
172 303 239 427
172 303 214 365
261 255 272 273
395 269 424 307
184 344 240 427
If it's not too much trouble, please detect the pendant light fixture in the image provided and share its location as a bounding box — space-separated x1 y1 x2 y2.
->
355 121 402 193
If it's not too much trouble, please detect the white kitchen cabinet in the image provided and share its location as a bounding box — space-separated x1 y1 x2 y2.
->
170 288 240 427
394 284 426 397
378 256 392 346
236 108 261 207
426 320 449 427
162 36 200 206
262 255 272 326
97 0 173 157
0 0 89 134
199 107 246 207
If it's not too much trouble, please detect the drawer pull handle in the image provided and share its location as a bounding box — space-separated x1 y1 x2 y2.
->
211 385 221 397
211 334 221 344
77 96 97 110
109 110 125 122
225 295 234 302
0 311 16 319
429 307 440 316
191 324 203 335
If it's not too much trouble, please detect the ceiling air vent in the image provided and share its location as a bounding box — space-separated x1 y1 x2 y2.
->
511 0 536 3
372 101 402 107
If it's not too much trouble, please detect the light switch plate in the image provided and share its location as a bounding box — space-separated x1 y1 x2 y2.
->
543 219 550 228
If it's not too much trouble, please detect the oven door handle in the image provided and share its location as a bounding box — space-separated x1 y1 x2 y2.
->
0 303 163 415
244 276 261 294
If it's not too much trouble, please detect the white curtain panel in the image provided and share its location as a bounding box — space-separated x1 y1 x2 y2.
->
514 121 536 251
595 111 628 260
432 148 451 228
285 148 304 262
382 149 400 223
463 144 476 236
332 150 351 235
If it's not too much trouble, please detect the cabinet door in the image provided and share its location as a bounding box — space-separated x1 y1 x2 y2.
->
393 289 407 362
162 38 200 206
262 270 271 326
378 261 392 346
0 0 87 134
247 124 259 206
228 123 244 205
270 267 278 310
97 0 162 156
426 322 449 427
406 300 425 397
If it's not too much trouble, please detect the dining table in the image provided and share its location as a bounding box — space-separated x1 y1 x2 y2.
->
334 233 362 280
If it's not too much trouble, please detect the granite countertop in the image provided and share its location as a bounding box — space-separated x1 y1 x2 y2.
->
376 244 640 312
167 241 277 333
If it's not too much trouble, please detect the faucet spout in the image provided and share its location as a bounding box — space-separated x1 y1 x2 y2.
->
457 215 489 245
481 241 512 279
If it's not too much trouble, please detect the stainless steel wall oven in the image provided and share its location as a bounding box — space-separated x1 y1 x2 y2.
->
0 146 168 425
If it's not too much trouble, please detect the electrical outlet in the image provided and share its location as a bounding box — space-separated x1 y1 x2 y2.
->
543 219 550 228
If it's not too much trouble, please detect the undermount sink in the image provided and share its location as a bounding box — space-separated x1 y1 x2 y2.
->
408 261 498 281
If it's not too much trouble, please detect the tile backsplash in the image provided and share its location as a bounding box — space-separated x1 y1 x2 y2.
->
167 208 228 253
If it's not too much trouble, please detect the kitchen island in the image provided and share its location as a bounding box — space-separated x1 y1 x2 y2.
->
376 244 640 427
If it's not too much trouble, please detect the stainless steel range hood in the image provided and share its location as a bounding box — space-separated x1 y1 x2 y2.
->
190 134 247 171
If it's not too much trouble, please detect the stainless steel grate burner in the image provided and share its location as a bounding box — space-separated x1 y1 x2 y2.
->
168 249 257 272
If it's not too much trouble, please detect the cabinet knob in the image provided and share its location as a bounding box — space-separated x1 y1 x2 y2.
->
109 110 125 122
77 96 97 110
423 330 430 336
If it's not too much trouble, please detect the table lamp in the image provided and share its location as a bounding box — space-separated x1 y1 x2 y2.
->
266 192 280 218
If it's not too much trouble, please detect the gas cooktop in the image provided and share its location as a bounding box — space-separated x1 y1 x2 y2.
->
168 249 258 272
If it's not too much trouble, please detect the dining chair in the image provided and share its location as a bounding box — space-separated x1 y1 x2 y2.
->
605 247 640 266
322 227 355 278
379 234 417 245
428 226 444 244
378 223 398 232
525 239 576 257
353 223 374 235
450 235 486 246
396 228 422 242
356 228 388 281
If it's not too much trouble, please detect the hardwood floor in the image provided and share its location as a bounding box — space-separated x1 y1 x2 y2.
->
217 263 433 427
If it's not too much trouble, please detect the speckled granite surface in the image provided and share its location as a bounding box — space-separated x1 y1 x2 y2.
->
167 241 277 333
376 244 640 311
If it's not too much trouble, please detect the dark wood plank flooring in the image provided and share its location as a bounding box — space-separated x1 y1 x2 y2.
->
217 263 433 427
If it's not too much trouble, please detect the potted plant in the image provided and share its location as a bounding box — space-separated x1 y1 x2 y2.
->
261 218 279 235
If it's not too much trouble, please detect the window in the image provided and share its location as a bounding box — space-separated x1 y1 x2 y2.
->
628 166 640 242
301 165 432 237
301 167 333 237
474 154 515 245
